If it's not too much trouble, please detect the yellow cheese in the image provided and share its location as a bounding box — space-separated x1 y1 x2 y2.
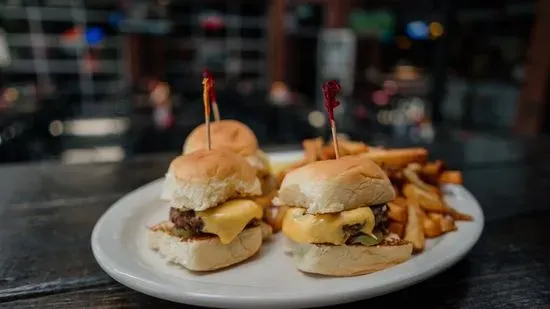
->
197 199 263 244
282 207 376 245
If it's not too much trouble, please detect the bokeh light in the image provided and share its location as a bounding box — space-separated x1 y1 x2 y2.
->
49 120 64 137
85 27 105 46
373 90 389 106
406 21 429 40
429 22 444 38
308 111 326 128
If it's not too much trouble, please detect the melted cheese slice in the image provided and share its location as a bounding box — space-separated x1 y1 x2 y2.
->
282 207 376 245
197 199 263 244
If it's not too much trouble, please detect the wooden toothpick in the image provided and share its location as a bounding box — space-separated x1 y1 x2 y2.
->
322 80 342 159
202 71 213 150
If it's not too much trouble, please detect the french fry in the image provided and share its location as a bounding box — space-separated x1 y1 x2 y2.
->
322 145 336 160
428 212 443 222
446 206 474 221
439 170 463 185
340 140 369 155
421 160 444 176
264 206 288 233
361 147 428 169
403 166 440 194
403 183 447 213
404 201 425 252
440 215 457 232
302 138 322 163
388 201 408 222
422 214 443 238
393 196 408 207
252 191 277 209
388 222 405 238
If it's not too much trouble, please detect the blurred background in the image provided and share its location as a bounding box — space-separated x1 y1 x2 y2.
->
0 0 547 164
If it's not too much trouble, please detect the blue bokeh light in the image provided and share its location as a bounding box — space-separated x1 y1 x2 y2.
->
85 27 104 46
406 21 429 40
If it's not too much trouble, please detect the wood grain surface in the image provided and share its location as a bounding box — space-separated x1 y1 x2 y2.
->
0 139 549 308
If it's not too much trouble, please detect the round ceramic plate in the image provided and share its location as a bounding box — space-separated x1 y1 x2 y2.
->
91 151 484 309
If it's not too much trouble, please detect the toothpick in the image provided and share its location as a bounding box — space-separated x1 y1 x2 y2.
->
202 72 213 150
203 69 220 122
322 80 342 159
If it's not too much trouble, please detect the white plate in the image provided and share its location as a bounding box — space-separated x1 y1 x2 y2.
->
92 151 484 309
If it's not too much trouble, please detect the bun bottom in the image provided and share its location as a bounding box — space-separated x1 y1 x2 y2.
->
147 225 262 271
284 236 413 277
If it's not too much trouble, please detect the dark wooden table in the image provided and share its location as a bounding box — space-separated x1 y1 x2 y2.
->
1 135 550 308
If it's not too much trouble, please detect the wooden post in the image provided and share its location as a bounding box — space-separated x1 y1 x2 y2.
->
513 0 550 135
124 35 141 87
324 0 351 28
268 0 286 85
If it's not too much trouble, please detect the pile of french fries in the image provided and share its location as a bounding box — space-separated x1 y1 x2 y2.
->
272 137 473 253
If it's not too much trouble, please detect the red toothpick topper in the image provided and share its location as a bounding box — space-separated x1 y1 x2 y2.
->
203 69 220 122
322 80 342 159
202 70 213 150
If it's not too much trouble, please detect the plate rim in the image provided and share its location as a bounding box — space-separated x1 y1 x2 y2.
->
91 150 485 308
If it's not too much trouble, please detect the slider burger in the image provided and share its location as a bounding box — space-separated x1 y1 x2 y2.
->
183 120 276 194
273 155 413 276
148 149 265 271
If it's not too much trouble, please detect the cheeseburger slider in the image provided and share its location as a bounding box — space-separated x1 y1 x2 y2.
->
148 149 266 271
183 119 276 194
273 155 413 276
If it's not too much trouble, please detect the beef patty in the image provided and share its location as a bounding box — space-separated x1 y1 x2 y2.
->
342 204 388 237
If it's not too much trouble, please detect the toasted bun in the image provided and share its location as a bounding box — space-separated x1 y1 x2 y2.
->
183 120 258 157
273 155 395 214
161 149 262 211
148 222 262 272
285 235 413 276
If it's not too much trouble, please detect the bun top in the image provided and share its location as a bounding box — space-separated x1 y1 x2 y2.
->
168 148 258 184
183 120 259 156
273 155 395 214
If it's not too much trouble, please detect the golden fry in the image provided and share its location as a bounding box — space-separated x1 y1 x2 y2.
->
264 206 288 233
446 206 474 221
404 201 425 252
422 160 444 175
440 215 457 232
403 166 440 194
388 201 408 222
388 222 405 238
393 197 408 207
360 148 429 169
340 140 369 155
422 215 443 238
302 138 322 163
322 145 336 160
439 170 463 185
428 212 443 222
403 183 447 213
252 191 277 209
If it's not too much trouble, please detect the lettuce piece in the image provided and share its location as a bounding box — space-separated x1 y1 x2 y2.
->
349 233 384 246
